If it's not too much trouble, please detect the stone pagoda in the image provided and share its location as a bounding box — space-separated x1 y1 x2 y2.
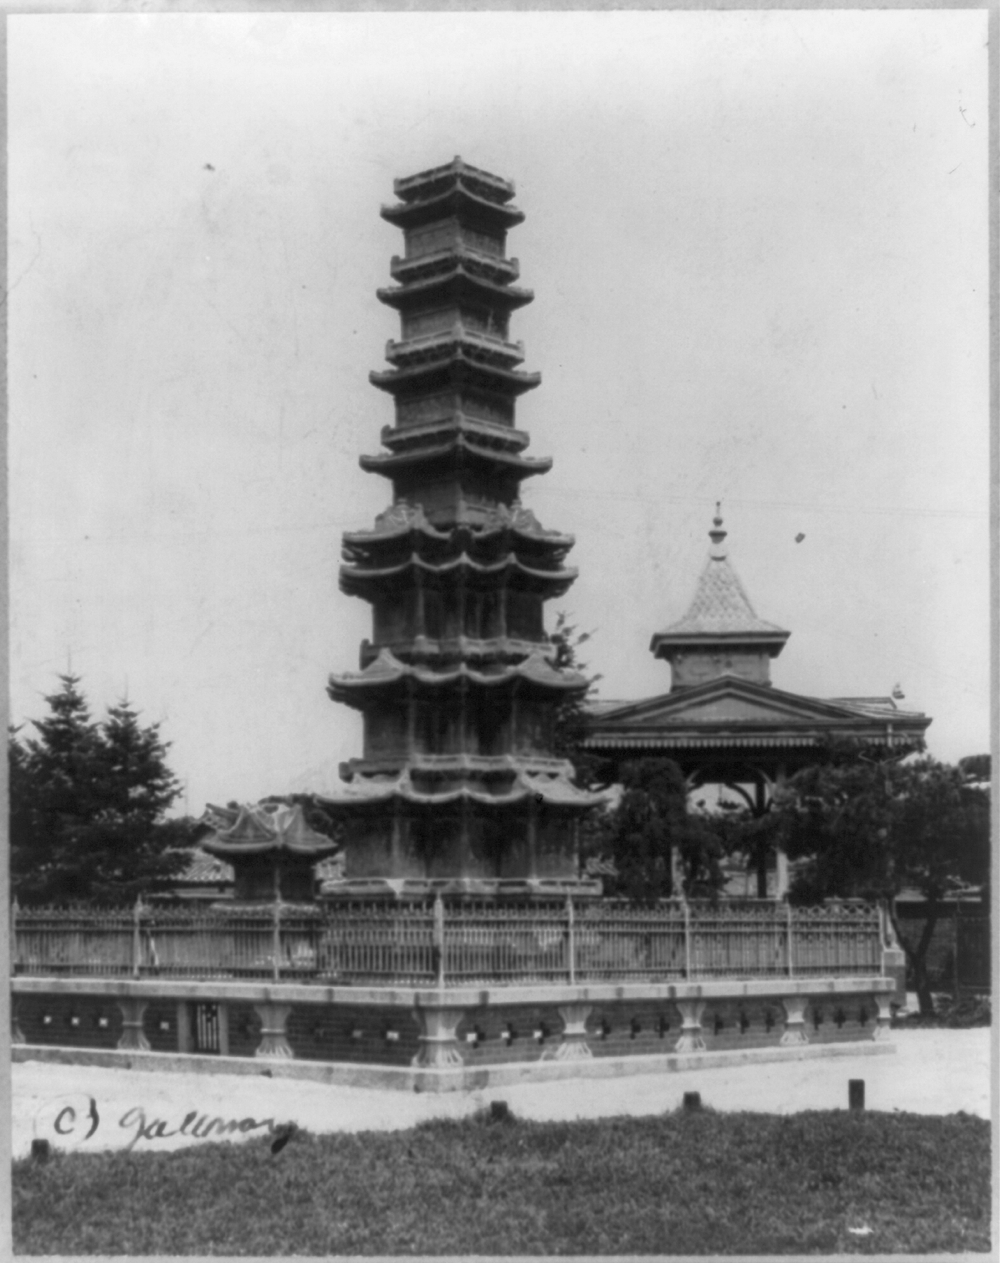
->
322 158 604 897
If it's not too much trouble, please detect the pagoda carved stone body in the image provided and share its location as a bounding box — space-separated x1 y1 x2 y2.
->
323 158 603 897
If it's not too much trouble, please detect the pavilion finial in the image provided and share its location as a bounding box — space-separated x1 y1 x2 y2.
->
709 502 727 557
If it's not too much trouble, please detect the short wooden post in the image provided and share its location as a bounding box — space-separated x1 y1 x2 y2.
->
849 1079 865 1111
132 896 143 979
566 894 576 985
433 893 445 988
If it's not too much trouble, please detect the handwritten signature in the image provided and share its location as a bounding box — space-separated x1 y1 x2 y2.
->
37 1096 279 1151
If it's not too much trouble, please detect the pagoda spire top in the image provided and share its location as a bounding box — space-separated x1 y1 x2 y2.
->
649 506 790 689
709 502 727 559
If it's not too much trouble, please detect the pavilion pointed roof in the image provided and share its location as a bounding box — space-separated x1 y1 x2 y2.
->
650 507 790 664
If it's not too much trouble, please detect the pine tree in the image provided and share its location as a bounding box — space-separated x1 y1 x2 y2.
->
9 676 193 905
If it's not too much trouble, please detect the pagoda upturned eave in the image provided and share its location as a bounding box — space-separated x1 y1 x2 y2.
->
358 436 553 480
392 157 518 205
199 803 340 860
341 506 574 555
389 248 520 287
376 267 534 313
327 650 590 704
380 185 525 232
340 548 577 587
369 353 541 397
319 769 601 813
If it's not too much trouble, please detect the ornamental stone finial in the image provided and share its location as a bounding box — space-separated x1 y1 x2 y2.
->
709 502 727 558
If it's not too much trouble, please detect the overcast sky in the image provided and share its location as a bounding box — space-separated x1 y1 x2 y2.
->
8 10 990 816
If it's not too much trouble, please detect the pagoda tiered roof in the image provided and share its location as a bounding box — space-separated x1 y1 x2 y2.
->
322 761 598 813
391 156 520 206
340 550 576 601
359 427 551 480
200 802 340 859
377 259 534 314
369 350 541 399
328 646 588 708
380 156 525 231
342 500 574 559
388 246 521 287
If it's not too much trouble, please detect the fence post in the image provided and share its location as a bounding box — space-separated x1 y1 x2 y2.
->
132 896 143 979
786 900 794 977
433 893 445 988
683 898 692 979
566 894 576 985
272 897 281 983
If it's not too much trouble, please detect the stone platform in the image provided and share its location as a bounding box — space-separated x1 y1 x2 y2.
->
12 974 896 1091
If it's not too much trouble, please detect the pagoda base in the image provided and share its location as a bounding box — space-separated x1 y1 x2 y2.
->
13 975 897 1093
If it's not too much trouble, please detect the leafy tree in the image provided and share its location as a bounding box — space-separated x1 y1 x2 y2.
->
599 758 726 900
9 675 195 905
706 800 785 898
776 753 990 1014
958 753 991 783
549 611 614 791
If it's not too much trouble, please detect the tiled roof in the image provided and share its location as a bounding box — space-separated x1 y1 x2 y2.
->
175 848 344 886
176 850 233 884
660 555 787 637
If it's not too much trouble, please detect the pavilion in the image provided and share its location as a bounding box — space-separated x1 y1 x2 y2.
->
581 508 931 895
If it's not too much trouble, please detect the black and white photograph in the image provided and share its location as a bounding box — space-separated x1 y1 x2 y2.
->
8 7 993 1255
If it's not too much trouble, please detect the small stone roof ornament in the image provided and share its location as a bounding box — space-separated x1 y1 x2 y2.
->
200 801 340 859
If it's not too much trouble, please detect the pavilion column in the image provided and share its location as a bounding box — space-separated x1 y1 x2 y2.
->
774 763 790 898
753 776 770 897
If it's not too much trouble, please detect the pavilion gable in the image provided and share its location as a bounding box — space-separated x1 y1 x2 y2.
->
592 676 877 731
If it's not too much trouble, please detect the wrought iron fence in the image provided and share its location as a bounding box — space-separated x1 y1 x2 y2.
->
10 897 884 986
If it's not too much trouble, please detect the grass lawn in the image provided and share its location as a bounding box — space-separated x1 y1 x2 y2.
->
13 1108 991 1255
